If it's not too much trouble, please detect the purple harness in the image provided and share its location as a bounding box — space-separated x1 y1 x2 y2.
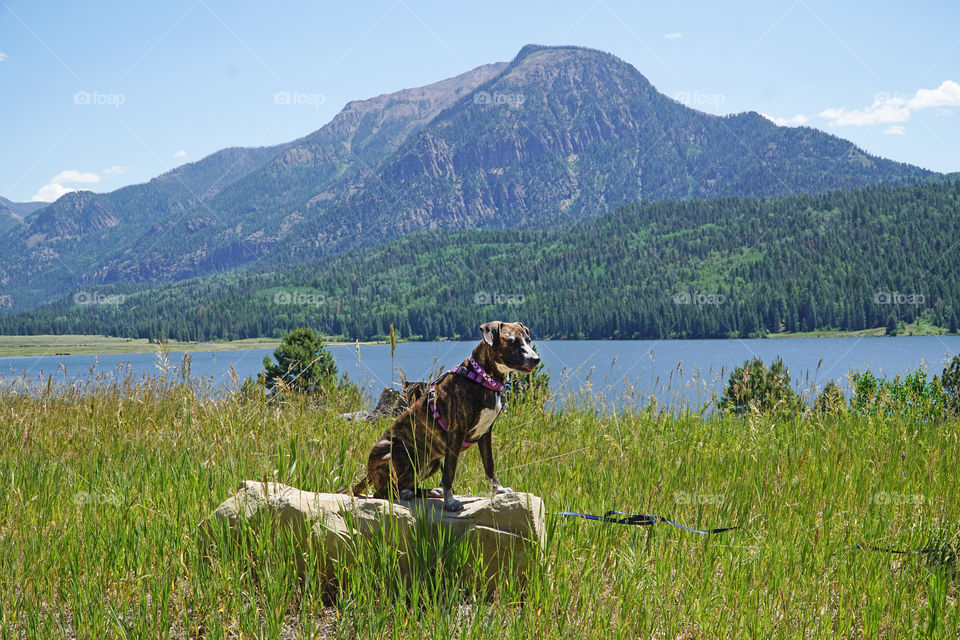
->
428 357 504 448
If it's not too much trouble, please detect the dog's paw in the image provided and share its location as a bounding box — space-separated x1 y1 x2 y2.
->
490 479 514 495
399 489 415 501
443 498 464 512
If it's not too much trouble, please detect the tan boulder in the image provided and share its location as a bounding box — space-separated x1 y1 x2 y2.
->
200 481 545 585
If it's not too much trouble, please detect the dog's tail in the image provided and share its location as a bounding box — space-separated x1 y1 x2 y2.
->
341 475 368 496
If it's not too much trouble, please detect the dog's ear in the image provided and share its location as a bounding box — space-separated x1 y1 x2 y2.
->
480 321 502 346
517 322 530 339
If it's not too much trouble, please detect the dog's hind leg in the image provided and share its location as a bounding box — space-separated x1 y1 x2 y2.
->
409 458 442 498
368 437 418 501
392 440 419 501
367 438 393 499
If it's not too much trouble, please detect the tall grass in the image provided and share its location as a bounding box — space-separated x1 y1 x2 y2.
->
1 358 958 638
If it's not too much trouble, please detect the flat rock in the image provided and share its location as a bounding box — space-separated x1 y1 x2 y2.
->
200 481 545 585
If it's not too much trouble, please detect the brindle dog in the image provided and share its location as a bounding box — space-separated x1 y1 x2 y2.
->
349 321 540 511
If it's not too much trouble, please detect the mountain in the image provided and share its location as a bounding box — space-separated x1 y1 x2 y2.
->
0 45 934 314
6 179 958 341
0 197 43 247
0 62 505 312
0 196 45 218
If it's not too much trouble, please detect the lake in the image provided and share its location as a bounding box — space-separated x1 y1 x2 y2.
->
2 336 958 409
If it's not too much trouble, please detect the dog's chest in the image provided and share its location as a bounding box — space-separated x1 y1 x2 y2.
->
466 394 502 442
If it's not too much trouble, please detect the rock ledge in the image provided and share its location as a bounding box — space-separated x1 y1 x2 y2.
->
201 481 545 583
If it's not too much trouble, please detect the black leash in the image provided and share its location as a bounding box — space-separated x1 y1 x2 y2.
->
553 509 739 534
852 544 941 555
554 510 949 555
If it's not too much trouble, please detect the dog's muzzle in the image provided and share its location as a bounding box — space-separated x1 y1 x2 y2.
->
519 354 541 372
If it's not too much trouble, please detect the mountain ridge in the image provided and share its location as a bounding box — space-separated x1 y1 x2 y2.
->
5 178 958 341
0 44 936 315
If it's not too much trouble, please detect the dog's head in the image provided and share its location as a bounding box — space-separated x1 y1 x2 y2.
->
479 321 540 375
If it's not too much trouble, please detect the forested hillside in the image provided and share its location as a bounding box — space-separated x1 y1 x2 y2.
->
0 45 933 314
4 180 958 341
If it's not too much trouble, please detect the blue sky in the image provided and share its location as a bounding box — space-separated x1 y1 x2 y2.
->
2 0 959 203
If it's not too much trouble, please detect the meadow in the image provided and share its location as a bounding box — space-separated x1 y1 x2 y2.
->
1 355 958 639
0 335 281 358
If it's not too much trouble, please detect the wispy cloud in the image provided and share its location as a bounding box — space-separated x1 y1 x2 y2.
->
819 81 960 128
761 112 810 127
884 125 907 135
819 93 909 127
51 170 102 184
103 165 129 176
663 33 682 40
31 169 104 202
172 149 187 158
0 52 8 62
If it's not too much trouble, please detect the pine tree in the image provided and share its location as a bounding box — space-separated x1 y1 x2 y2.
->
263 327 338 395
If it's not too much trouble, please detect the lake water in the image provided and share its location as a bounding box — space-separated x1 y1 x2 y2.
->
2 336 958 410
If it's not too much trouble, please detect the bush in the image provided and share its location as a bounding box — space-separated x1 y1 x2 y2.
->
814 380 846 415
941 355 960 415
719 356 802 416
239 373 268 403
262 327 339 396
849 367 948 419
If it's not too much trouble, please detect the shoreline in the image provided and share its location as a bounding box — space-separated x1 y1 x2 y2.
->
0 335 377 358
0 328 955 358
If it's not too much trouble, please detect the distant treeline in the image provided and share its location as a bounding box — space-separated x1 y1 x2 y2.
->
2 180 959 341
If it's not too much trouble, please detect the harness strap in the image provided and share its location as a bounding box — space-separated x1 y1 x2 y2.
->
428 383 475 448
448 357 504 391
426 357 506 449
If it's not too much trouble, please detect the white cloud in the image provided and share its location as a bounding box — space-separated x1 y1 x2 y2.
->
908 80 960 109
0 52 8 62
817 81 959 128
51 170 102 184
28 164 131 203
31 183 75 202
663 33 683 40
819 92 910 127
761 112 810 127
172 149 187 158
30 169 105 202
884 125 907 135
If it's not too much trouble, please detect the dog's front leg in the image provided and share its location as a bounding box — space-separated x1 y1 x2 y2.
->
477 432 512 495
441 439 464 512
